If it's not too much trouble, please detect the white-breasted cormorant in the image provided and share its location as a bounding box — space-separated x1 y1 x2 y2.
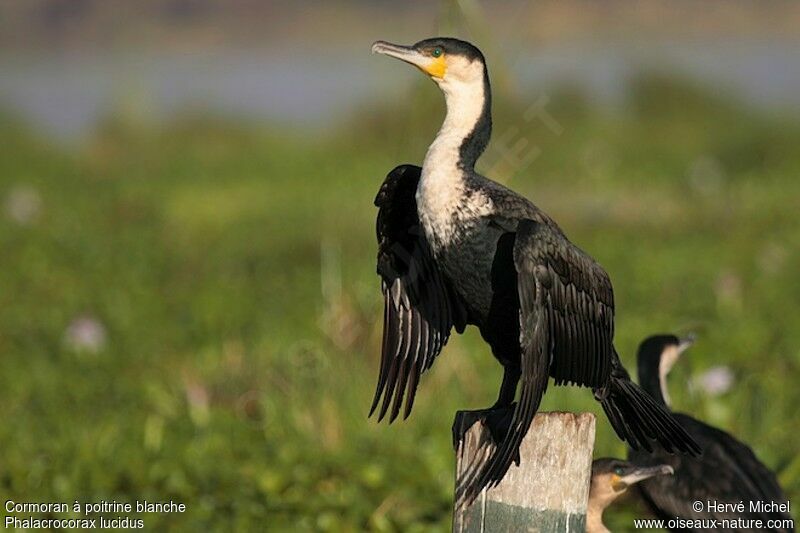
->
630 334 794 532
369 37 700 503
588 458 674 533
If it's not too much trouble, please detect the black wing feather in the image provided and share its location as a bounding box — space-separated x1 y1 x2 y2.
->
518 219 615 389
370 164 466 422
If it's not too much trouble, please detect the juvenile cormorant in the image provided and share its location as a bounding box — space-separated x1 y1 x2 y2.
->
588 458 674 533
369 37 700 503
630 334 794 532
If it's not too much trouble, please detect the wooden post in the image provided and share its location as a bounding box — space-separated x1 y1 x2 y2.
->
453 412 596 533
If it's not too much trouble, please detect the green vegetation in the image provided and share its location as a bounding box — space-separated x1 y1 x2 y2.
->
1 76 799 531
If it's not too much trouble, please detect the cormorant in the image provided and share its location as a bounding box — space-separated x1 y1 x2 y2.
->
369 37 700 503
630 334 794 532
588 458 674 533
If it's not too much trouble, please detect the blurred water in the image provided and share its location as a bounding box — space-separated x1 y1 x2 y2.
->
0 48 377 140
1 39 798 142
515 39 800 110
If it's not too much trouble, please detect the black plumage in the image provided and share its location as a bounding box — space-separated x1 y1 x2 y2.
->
629 335 794 532
369 37 701 504
371 164 467 422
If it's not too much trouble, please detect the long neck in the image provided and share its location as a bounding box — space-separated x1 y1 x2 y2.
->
423 69 492 173
639 357 669 407
586 503 610 533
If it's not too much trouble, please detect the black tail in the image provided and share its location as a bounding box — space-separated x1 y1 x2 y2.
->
595 355 701 456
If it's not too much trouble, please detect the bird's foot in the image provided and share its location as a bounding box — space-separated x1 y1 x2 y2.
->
452 404 517 463
452 409 486 450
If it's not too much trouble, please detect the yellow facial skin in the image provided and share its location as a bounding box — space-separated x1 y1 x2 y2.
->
420 54 447 80
610 474 627 492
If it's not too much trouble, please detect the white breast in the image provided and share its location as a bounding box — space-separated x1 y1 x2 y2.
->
417 168 494 249
417 147 464 245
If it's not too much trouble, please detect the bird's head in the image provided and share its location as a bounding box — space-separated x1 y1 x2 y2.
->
591 458 673 499
371 37 487 91
588 458 673 531
372 37 492 168
637 333 695 380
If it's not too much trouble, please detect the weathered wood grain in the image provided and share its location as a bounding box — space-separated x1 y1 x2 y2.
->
453 411 596 533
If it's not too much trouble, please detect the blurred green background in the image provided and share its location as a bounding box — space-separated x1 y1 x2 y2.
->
1 1 799 531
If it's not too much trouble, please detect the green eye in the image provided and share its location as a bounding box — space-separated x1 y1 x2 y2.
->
614 467 625 475
432 47 443 58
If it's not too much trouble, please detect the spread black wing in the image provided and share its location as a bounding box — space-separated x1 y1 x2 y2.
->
461 219 614 501
370 164 467 423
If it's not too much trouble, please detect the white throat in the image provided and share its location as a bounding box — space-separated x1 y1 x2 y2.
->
417 59 487 244
659 347 679 408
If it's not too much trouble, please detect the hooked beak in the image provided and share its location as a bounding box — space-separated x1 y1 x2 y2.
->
372 41 420 62
620 464 674 487
371 40 445 80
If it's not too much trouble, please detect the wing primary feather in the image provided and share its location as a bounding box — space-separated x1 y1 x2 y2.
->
388 299 417 422
377 299 408 422
369 298 394 416
372 164 461 422
391 307 422 421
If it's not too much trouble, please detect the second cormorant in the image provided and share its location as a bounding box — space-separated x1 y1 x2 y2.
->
588 458 674 533
630 334 793 532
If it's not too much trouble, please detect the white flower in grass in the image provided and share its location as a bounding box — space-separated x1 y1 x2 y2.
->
64 315 107 354
692 366 735 396
5 185 42 225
